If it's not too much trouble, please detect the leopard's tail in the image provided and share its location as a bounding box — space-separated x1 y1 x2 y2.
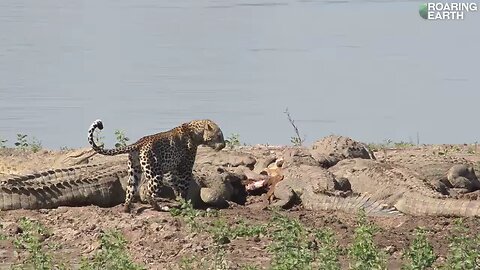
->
87 119 138 155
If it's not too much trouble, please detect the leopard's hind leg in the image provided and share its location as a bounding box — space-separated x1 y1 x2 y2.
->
140 150 168 211
123 151 141 212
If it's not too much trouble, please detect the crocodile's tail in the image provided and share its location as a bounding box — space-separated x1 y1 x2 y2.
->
87 119 138 155
0 164 127 210
394 192 480 217
304 193 402 217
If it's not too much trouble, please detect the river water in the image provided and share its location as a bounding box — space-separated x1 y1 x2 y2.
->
0 0 479 149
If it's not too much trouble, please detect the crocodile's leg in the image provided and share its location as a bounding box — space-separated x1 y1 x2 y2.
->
123 152 141 212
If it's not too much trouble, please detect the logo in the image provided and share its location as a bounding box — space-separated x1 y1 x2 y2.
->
419 2 478 20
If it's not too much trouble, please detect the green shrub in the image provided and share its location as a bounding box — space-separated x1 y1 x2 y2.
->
348 210 387 270
284 108 305 147
30 137 42 153
12 217 53 270
402 227 436 270
268 214 314 270
0 137 7 148
231 220 267 239
315 228 341 270
80 230 145 270
114 129 130 148
209 219 232 245
14 134 29 149
225 133 241 149
0 224 6 240
169 199 201 231
443 219 480 270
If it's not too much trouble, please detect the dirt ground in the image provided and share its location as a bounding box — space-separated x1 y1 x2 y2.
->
1 202 480 270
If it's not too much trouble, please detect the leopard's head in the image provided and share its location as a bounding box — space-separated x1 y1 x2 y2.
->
201 120 225 151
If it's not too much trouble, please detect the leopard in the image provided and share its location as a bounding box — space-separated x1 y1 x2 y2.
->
87 119 226 212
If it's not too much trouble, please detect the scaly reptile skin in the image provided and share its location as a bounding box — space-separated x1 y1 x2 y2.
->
310 135 375 168
0 148 97 176
0 162 127 210
379 149 480 194
270 164 400 216
329 158 480 217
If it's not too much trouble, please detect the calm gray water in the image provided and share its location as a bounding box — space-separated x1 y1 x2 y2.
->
0 0 479 149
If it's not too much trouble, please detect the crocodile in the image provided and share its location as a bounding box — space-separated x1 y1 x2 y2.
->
245 138 480 217
268 164 402 216
0 162 127 210
310 135 376 168
0 161 249 211
374 147 480 195
0 147 255 211
0 147 97 177
328 158 480 217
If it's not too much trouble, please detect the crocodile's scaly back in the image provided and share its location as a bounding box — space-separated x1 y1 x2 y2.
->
329 159 444 200
0 163 128 210
0 147 98 176
273 164 400 216
329 158 480 217
384 149 472 182
310 135 375 168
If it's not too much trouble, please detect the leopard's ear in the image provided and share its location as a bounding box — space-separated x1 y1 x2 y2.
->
206 122 213 131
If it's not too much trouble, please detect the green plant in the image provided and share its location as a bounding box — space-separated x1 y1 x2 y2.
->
0 137 7 148
290 137 303 147
443 219 480 270
178 256 196 270
383 139 393 148
394 141 415 148
315 228 341 270
15 133 29 149
207 218 267 245
268 213 314 270
209 219 232 245
114 129 130 148
402 227 436 270
211 244 229 270
177 245 230 270
0 224 6 240
13 217 53 270
177 249 230 270
348 209 387 270
80 229 145 270
225 133 241 149
169 199 202 231
231 220 267 239
284 108 305 147
30 137 43 153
